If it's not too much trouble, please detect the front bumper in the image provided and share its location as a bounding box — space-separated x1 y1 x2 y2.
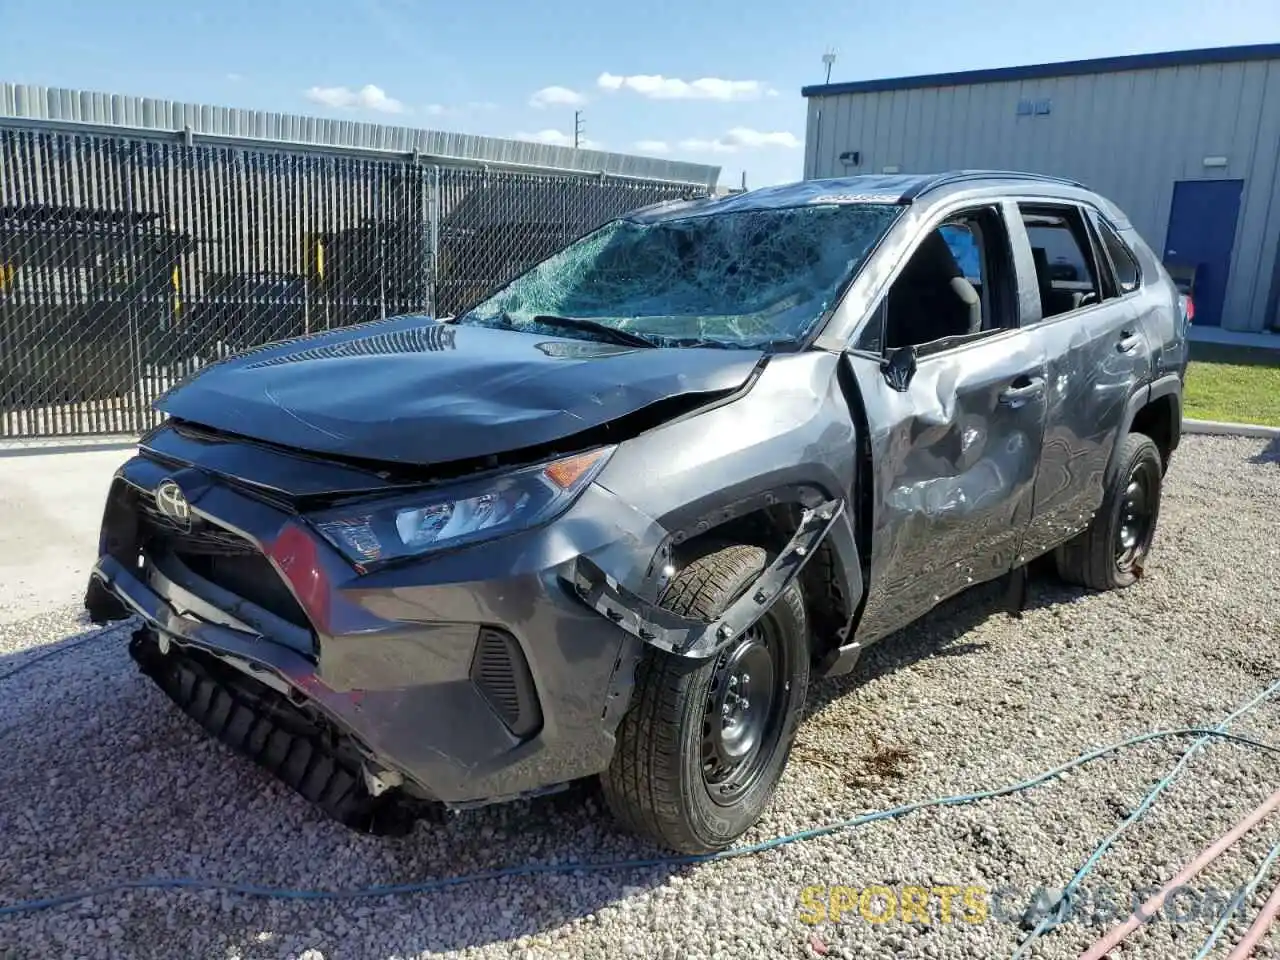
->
88 450 660 808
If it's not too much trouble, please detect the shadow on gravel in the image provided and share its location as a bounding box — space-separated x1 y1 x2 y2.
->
0 618 111 683
1248 436 1279 465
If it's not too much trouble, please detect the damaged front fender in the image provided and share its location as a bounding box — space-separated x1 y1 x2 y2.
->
567 498 845 658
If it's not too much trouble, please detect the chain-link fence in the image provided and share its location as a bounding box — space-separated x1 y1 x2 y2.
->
0 126 705 439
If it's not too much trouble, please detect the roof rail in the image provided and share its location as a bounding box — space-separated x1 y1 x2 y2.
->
902 169 1088 200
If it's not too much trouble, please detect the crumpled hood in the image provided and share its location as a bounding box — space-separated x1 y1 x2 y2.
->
156 316 764 465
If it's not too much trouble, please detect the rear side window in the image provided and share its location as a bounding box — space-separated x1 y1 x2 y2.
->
1018 205 1103 320
1096 218 1142 294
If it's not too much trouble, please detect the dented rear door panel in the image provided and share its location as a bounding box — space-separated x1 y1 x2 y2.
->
1018 297 1149 558
846 331 1048 645
1013 202 1156 559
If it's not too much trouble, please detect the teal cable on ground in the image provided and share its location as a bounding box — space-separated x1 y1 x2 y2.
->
7 629 1280 959
1009 677 1280 960
2 727 1278 920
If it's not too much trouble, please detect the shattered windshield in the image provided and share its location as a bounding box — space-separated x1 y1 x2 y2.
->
452 202 902 348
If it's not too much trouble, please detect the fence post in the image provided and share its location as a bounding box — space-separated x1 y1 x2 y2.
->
122 142 146 435
379 231 387 322
430 165 441 318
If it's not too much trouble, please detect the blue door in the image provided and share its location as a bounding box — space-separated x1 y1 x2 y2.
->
1163 179 1245 328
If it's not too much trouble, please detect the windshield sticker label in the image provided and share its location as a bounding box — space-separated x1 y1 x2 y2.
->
808 193 900 205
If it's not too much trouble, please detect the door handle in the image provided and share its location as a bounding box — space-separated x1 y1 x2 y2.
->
1117 331 1142 353
999 376 1045 405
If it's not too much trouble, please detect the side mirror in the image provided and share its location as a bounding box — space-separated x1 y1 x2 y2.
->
880 345 917 392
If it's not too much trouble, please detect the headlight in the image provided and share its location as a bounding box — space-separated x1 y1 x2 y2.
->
310 447 613 567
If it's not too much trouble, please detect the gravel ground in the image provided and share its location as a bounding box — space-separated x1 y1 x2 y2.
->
1 433 1278 960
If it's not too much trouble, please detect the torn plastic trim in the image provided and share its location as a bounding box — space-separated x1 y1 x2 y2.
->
144 549 315 657
363 767 404 798
568 498 845 658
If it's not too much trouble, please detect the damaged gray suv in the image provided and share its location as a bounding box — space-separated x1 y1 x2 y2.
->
86 171 1189 853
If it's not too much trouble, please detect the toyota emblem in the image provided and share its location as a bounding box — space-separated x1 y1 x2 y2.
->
155 480 192 531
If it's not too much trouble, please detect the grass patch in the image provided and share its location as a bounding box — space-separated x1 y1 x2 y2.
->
1184 361 1280 427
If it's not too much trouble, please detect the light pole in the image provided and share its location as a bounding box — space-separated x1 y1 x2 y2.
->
812 50 839 179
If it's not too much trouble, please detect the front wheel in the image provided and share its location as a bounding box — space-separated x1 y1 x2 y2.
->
1055 432 1164 590
600 544 810 854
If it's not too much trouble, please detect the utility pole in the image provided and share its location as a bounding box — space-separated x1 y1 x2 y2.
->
573 110 584 149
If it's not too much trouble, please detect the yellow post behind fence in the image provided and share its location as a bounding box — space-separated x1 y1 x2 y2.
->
316 240 328 330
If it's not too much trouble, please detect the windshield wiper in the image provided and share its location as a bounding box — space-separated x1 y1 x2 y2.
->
529 314 658 349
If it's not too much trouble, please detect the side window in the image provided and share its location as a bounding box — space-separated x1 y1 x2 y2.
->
1095 217 1142 295
1018 205 1103 320
862 205 1014 354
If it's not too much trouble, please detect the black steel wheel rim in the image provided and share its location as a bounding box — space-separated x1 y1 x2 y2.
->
1115 459 1158 572
700 617 789 806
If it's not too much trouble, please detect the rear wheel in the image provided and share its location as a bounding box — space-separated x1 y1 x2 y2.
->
600 544 809 854
1055 432 1163 590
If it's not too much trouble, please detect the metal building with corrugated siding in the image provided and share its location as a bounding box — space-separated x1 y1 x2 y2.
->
801 43 1280 334
0 82 721 188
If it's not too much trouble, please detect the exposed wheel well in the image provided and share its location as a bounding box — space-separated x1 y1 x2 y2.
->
1130 394 1178 471
669 506 851 664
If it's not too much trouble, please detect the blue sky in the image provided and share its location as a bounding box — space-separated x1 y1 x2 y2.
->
1 0 1277 188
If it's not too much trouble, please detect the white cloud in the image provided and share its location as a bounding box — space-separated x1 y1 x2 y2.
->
226 72 243 83
423 101 499 118
634 139 672 155
516 128 572 147
679 127 802 153
514 129 602 150
598 72 774 101
305 83 405 114
529 85 586 109
726 127 802 149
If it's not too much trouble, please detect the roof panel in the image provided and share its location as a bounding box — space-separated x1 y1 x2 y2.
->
623 170 1092 220
802 43 1280 98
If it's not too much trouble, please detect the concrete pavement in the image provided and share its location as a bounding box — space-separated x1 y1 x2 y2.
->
0 446 134 623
